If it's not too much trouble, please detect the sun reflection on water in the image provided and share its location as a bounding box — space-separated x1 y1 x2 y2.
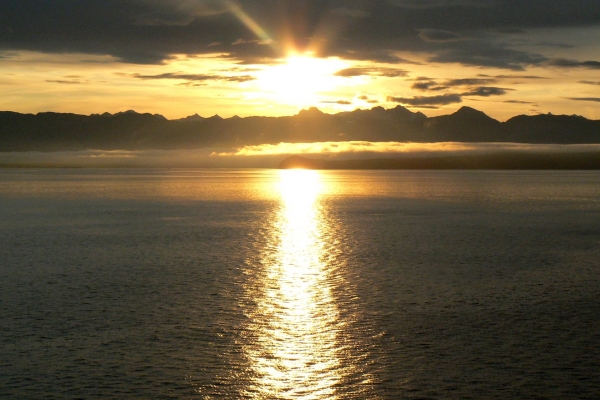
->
245 169 343 399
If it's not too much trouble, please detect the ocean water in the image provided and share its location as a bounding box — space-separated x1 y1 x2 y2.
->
1 168 599 399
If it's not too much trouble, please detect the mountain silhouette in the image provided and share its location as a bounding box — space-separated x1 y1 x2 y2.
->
1 106 599 152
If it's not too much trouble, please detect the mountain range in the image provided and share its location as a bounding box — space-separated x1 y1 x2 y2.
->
1 106 599 152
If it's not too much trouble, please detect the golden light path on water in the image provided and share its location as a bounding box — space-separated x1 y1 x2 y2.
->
244 170 347 399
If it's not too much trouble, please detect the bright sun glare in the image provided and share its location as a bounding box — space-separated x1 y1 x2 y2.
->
278 169 322 212
255 54 347 106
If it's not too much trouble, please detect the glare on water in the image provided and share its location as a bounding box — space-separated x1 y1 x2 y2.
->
244 170 343 399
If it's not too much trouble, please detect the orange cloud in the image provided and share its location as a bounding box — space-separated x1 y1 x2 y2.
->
219 141 600 157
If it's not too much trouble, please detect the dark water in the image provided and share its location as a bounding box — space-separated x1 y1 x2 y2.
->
1 169 599 399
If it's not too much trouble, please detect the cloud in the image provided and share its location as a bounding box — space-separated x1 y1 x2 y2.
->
334 67 409 78
579 80 600 86
357 95 379 104
334 50 415 64
231 38 274 46
496 28 527 34
545 58 600 69
0 0 251 64
220 141 477 156
218 140 600 158
46 79 85 84
411 77 499 91
330 7 371 18
565 97 600 103
411 81 447 91
320 100 353 105
461 86 511 97
387 93 462 106
386 0 493 9
427 42 548 70
417 29 463 43
0 0 598 71
478 74 549 80
0 51 18 59
534 41 575 49
395 84 509 105
503 100 536 104
79 151 136 159
444 78 497 86
176 82 208 87
131 72 255 82
131 1 229 27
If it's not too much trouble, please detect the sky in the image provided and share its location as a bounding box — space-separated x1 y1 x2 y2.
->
1 0 599 121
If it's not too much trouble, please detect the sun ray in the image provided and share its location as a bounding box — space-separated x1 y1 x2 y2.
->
224 0 280 53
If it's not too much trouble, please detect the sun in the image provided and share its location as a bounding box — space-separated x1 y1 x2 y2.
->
253 53 348 107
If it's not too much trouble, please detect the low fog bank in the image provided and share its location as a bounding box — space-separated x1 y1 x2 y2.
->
2 142 600 169
0 149 282 168
227 141 600 158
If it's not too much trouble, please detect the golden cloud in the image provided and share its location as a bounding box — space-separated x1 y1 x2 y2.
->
217 141 503 156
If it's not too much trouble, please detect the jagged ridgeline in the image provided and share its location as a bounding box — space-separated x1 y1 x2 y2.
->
1 106 599 152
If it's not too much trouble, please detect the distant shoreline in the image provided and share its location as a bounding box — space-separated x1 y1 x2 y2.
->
279 153 600 170
3 150 600 170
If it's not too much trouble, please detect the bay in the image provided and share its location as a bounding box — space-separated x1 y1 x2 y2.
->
1 169 599 399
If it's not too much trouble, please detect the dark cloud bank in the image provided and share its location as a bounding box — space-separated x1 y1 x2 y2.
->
1 0 600 69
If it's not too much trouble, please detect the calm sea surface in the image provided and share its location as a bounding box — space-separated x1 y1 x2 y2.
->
1 168 599 399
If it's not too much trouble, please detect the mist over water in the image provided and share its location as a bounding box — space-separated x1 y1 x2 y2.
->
1 169 599 398
3 142 600 168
